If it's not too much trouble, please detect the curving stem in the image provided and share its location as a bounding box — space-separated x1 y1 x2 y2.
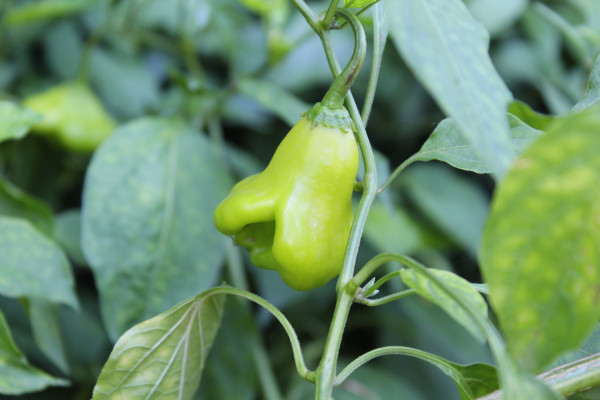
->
320 8 367 110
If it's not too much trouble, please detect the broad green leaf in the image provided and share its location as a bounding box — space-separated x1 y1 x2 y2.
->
238 78 310 127
387 0 514 179
0 101 40 144
0 177 54 236
29 300 69 374
0 309 67 395
82 118 231 339
406 115 543 174
3 0 95 27
400 268 488 342
0 216 77 309
91 291 225 400
481 104 600 372
54 209 86 266
574 54 600 112
343 0 379 8
403 164 489 257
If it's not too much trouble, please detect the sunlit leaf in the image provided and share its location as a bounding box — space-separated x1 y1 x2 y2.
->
481 104 600 371
91 292 225 400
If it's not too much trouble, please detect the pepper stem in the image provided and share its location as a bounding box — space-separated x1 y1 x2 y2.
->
320 8 367 110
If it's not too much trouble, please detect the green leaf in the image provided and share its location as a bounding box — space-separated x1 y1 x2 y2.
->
343 0 379 8
29 300 69 374
0 309 68 395
452 362 499 399
91 291 225 400
238 78 310 127
0 216 77 309
3 0 95 27
82 117 231 339
400 268 488 342
407 116 543 174
403 164 489 257
54 209 86 266
387 0 514 179
0 177 54 236
574 54 600 112
0 101 40 144
508 100 556 131
481 104 600 372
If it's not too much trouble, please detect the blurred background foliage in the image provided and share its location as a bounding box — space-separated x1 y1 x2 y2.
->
0 0 598 399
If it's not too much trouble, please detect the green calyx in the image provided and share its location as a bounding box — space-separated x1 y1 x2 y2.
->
305 102 354 131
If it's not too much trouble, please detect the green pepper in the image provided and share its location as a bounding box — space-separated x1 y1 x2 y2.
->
215 9 365 290
214 109 359 291
23 82 115 152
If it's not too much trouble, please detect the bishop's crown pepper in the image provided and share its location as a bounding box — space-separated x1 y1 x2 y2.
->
214 10 365 290
214 105 358 290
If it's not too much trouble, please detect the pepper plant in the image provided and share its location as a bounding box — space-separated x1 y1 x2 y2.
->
0 0 600 399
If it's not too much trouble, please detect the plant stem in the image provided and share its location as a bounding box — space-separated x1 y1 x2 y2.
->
312 10 378 400
378 155 417 193
203 286 315 382
321 9 366 110
355 289 416 306
361 2 387 126
361 270 401 297
478 353 600 399
335 346 472 392
289 0 320 31
322 0 341 29
314 290 356 399
317 24 377 293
